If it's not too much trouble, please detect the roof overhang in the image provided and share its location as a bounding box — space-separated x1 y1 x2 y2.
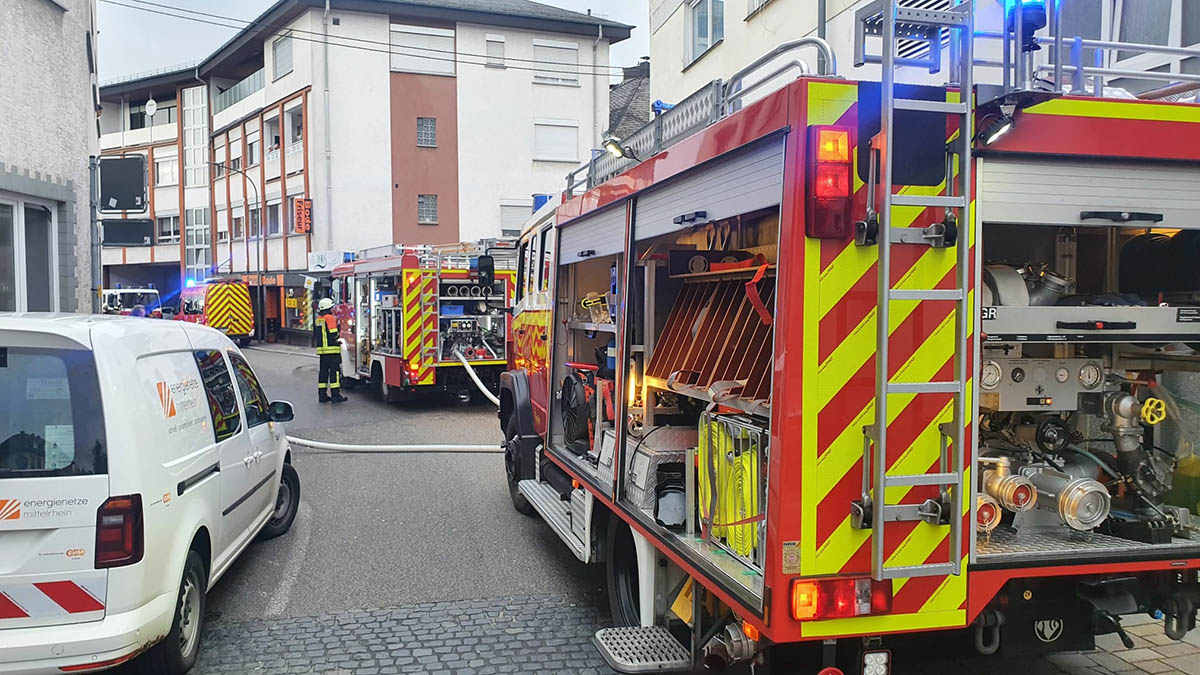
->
198 0 632 78
99 66 199 100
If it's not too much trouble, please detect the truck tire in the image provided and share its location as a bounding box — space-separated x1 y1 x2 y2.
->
237 337 251 347
372 363 392 402
606 518 642 626
505 417 536 516
133 550 207 674
258 463 300 540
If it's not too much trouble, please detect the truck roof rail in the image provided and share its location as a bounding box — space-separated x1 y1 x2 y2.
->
565 37 837 197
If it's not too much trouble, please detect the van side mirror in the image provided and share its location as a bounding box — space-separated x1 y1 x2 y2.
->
269 400 295 422
477 255 495 291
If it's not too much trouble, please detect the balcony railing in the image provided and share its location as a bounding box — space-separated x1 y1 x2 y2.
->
213 69 264 114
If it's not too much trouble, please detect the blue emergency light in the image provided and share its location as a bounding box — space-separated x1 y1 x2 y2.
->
1005 0 1048 52
185 279 197 288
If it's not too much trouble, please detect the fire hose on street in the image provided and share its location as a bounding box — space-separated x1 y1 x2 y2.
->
284 350 502 454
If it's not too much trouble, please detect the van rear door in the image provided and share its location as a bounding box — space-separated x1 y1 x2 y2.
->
0 339 111 630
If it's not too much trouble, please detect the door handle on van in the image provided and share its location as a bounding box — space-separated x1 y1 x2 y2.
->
253 451 264 463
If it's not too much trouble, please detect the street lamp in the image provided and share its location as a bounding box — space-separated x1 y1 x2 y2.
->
212 161 264 340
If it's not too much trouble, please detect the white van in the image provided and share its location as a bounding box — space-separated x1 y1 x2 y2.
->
0 314 301 674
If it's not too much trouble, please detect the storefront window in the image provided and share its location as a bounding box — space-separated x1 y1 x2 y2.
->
284 286 312 331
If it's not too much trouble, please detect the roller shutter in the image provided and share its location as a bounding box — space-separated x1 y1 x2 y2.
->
558 202 627 265
634 136 785 242
980 157 1200 227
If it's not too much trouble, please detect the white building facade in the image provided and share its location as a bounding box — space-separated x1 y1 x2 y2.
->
649 0 1199 106
99 0 629 340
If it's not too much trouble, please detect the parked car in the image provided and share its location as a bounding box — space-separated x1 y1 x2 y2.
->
0 314 301 674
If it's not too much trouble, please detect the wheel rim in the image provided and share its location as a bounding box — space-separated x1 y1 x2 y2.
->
178 572 201 657
504 429 520 484
270 478 292 526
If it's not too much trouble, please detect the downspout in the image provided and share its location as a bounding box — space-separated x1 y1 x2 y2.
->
817 0 827 74
323 0 333 250
593 21 604 148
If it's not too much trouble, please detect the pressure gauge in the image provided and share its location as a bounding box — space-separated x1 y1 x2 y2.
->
1011 367 1026 383
1079 363 1103 390
981 360 1003 390
1055 366 1070 384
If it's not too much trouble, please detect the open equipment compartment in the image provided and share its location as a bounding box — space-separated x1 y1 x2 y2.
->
973 155 1200 566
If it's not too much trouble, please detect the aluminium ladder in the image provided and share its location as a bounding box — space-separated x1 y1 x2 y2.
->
853 0 975 582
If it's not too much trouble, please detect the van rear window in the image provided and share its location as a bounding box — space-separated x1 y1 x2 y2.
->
0 347 107 478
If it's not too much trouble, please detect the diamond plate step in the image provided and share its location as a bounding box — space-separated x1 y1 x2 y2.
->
594 626 692 673
518 479 587 562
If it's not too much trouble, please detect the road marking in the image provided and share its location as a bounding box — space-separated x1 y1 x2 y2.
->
265 500 313 618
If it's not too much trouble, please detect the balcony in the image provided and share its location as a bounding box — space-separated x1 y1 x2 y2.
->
213 69 264 114
285 140 304 172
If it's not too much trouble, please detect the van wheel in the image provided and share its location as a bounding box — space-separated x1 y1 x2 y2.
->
606 518 642 626
134 550 206 674
259 463 300 540
505 417 536 516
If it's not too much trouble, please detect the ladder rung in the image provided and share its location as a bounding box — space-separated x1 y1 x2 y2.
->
887 381 962 394
891 194 968 209
885 472 959 488
895 6 970 28
894 98 968 114
888 289 964 301
879 562 958 580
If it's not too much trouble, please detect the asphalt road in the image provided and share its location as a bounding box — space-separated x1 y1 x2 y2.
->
204 345 606 622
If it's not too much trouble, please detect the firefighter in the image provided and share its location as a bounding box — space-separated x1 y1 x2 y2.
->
314 297 347 403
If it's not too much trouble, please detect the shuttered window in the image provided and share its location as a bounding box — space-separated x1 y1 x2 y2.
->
533 42 578 85
533 119 578 162
273 35 293 80
391 25 455 76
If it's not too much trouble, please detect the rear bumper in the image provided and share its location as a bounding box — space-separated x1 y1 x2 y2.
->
0 590 175 675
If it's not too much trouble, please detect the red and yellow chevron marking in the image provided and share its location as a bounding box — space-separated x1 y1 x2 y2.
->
205 282 254 337
416 272 438 385
798 80 972 637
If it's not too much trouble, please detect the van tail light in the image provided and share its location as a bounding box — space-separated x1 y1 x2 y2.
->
790 577 892 621
95 495 143 569
806 126 854 239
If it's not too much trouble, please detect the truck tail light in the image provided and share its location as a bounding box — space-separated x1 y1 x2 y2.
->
806 126 854 239
95 495 143 569
790 577 892 621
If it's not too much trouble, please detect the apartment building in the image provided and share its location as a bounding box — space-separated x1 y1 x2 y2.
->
99 0 630 340
648 0 1198 106
98 66 210 296
0 0 99 313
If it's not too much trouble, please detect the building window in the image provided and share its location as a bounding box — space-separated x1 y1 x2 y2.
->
213 146 226 179
230 156 242 172
273 35 294 80
182 86 209 187
249 208 261 238
533 41 579 85
486 34 505 67
233 215 244 240
0 198 56 312
746 0 770 17
247 136 261 167
155 157 178 186
689 0 724 62
416 117 437 147
157 214 180 243
500 203 530 233
267 203 281 236
390 24 455 76
533 119 579 162
417 194 438 225
128 104 147 130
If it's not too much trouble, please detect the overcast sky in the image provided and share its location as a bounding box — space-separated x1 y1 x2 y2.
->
96 0 650 82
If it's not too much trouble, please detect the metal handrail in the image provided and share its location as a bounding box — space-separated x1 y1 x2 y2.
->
723 36 838 109
564 39 836 198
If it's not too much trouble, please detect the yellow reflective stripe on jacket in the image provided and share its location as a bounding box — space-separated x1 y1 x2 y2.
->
316 315 340 355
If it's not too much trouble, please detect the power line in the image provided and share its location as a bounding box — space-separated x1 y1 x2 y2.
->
116 0 628 73
98 0 628 79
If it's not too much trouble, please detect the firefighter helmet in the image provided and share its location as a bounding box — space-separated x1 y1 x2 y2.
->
318 298 334 311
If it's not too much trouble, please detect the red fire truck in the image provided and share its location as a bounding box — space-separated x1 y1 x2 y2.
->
331 240 516 402
495 4 1200 673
